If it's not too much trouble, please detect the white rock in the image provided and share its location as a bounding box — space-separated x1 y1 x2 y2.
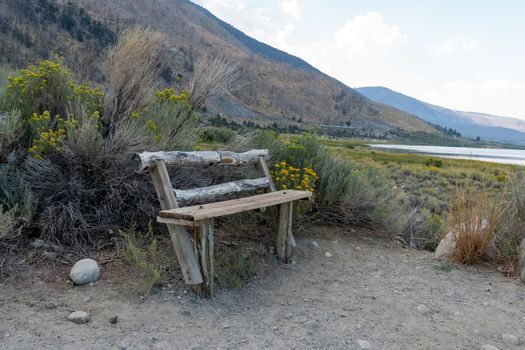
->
357 339 371 349
324 252 332 258
67 310 90 324
480 345 500 350
435 219 496 261
70 259 100 285
502 333 520 345
307 241 320 252
434 231 457 259
417 304 431 315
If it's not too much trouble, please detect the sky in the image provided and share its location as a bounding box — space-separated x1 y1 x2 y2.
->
192 0 525 120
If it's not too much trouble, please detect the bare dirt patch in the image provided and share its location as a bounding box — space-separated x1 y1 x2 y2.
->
1 226 524 349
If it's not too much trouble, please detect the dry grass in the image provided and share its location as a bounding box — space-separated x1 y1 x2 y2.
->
104 26 168 135
448 185 506 264
24 119 157 250
188 52 240 111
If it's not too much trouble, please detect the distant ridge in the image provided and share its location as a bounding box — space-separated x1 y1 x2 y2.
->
357 86 525 146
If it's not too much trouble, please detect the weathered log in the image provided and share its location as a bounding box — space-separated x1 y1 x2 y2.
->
192 218 214 298
174 177 269 206
150 160 203 285
133 149 269 172
276 202 294 263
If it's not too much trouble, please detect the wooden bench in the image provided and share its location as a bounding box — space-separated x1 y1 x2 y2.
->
133 149 312 297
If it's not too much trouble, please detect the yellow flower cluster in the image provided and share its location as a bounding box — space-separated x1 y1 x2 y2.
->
154 88 190 104
129 110 161 142
146 119 157 131
6 60 104 118
271 161 318 192
28 111 67 159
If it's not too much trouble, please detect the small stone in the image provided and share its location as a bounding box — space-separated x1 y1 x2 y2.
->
109 316 118 324
181 310 192 317
222 324 230 329
67 310 90 324
417 304 431 315
481 345 500 350
324 252 332 258
350 229 357 233
307 241 320 252
502 333 520 345
83 296 91 302
69 259 100 285
357 339 371 349
304 320 319 329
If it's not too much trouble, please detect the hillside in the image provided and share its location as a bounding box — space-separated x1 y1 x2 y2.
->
0 0 437 134
357 86 525 146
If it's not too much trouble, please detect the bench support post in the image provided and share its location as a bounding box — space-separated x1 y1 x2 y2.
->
150 161 203 285
192 218 215 297
276 202 294 263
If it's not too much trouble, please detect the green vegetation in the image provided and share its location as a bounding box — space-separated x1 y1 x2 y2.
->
118 223 165 296
216 247 258 288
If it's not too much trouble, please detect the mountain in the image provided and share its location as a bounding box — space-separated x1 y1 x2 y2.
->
0 0 437 134
357 86 525 146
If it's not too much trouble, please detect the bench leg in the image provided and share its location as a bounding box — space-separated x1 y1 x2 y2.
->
192 218 215 298
276 202 294 263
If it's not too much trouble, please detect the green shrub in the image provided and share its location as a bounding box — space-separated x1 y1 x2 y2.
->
0 110 24 161
235 131 399 228
497 173 525 275
2 59 104 120
216 247 257 288
425 158 443 168
200 126 236 144
118 223 164 296
0 157 35 219
0 206 15 239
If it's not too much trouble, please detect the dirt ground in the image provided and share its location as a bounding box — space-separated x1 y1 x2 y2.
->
1 226 524 350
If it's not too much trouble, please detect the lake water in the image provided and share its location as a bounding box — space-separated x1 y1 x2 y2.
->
369 144 525 166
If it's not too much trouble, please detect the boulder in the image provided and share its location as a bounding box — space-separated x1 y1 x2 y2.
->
434 219 496 261
307 241 320 252
67 310 90 324
519 238 525 283
70 258 100 285
502 333 520 345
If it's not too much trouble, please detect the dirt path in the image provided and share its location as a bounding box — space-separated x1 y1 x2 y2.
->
1 226 524 350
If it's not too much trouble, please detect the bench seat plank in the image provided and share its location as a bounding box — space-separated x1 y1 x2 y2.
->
159 190 312 221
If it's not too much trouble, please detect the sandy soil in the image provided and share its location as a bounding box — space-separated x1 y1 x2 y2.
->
1 226 524 350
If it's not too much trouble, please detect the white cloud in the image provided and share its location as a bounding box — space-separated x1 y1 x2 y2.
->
279 0 303 20
334 12 407 60
255 7 271 23
195 0 253 32
422 80 525 118
274 23 296 48
429 36 478 54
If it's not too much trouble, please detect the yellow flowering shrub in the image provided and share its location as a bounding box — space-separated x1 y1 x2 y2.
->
154 88 190 107
27 110 102 159
271 161 318 193
5 59 104 119
132 87 193 145
2 59 105 158
27 111 67 159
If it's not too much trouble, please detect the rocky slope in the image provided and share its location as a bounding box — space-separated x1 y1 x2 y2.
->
0 0 437 134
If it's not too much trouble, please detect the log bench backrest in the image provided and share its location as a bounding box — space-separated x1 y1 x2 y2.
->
133 149 276 207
